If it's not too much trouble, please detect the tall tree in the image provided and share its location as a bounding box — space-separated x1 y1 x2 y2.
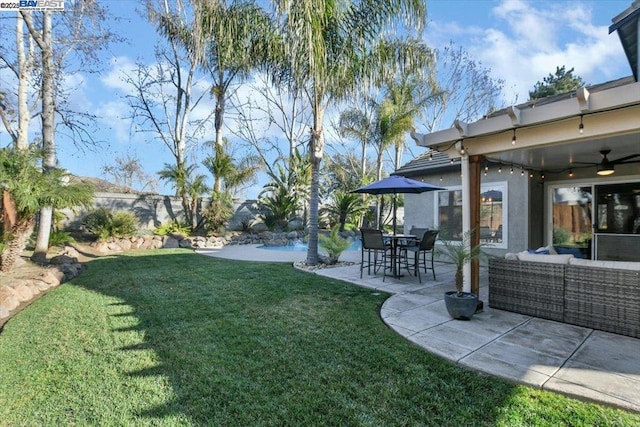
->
422 43 503 133
0 13 36 150
17 2 117 263
273 0 430 265
231 74 311 182
101 153 157 193
21 10 55 264
161 0 276 193
529 65 585 101
338 104 375 181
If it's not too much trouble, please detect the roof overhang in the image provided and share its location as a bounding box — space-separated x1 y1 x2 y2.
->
409 79 640 173
610 0 640 81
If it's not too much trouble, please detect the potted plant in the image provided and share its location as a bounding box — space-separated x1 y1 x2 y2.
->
436 229 485 320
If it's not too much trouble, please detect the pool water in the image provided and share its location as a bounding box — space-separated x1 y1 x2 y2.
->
258 240 362 252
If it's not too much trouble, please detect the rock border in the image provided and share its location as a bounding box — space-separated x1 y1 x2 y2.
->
0 247 85 330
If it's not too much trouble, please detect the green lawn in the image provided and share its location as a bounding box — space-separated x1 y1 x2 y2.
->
0 249 637 426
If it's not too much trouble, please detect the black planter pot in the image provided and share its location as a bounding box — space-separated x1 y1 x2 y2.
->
444 291 478 320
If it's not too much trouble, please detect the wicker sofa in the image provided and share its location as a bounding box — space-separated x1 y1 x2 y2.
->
489 255 640 338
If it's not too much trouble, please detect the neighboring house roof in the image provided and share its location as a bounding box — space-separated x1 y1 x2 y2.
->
71 176 146 194
610 0 640 81
393 151 458 177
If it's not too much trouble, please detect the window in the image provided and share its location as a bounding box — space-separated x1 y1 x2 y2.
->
595 182 640 234
436 183 506 245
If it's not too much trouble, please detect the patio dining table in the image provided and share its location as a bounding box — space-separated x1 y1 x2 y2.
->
383 233 416 277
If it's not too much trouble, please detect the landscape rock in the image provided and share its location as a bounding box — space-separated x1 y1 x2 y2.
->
163 236 180 248
12 283 35 302
49 254 78 265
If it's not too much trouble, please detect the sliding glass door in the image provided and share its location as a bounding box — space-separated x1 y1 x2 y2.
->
551 186 592 258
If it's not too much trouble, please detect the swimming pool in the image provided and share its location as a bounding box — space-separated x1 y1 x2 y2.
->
258 240 362 252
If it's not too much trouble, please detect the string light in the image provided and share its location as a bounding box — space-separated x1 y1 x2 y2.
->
529 171 534 178
429 151 433 161
569 168 574 177
520 166 525 176
540 171 545 180
578 115 584 134
498 164 502 173
510 165 514 174
511 129 517 145
484 164 488 176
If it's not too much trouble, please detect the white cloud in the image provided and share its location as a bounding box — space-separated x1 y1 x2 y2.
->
427 0 628 104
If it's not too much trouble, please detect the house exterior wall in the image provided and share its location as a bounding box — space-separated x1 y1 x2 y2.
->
403 169 530 258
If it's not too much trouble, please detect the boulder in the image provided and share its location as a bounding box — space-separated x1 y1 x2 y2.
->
12 282 35 302
251 222 268 233
0 293 19 312
0 306 10 322
40 269 64 286
288 219 304 231
118 239 132 251
163 236 180 248
50 254 78 265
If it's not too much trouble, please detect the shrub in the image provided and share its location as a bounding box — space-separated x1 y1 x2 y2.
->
319 226 351 264
84 208 138 241
203 191 234 234
48 230 76 248
154 220 192 237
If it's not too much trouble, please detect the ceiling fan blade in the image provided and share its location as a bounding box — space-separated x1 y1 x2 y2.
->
571 161 598 165
612 154 640 163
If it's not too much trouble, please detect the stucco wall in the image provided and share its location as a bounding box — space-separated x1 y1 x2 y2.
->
61 193 262 233
403 170 530 258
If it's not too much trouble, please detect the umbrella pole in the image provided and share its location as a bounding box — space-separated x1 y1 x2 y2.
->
393 193 397 234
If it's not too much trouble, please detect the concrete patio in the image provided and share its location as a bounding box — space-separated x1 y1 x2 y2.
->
197 245 640 413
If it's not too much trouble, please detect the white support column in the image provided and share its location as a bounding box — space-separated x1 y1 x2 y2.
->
460 154 471 293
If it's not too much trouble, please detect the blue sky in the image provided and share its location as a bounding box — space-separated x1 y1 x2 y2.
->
1 0 635 197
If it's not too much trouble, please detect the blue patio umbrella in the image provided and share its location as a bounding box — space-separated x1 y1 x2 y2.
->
351 175 445 233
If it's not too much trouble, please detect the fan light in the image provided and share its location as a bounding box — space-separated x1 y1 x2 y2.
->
597 163 615 176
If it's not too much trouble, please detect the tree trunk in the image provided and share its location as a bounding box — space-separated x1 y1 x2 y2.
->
455 267 464 296
213 86 225 193
1 219 34 272
16 13 32 150
306 107 325 266
31 11 54 264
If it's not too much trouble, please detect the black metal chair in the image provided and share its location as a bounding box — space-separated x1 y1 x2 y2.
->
400 230 438 283
359 228 392 281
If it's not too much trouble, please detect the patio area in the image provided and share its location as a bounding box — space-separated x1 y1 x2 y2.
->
198 245 640 413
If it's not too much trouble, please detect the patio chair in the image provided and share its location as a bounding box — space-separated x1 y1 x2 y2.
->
400 230 438 283
359 228 392 281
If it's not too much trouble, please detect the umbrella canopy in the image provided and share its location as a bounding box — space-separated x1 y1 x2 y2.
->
352 175 445 195
352 175 445 233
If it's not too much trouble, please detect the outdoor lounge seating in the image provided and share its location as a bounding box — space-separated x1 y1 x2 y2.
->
399 230 438 283
489 256 640 338
359 228 392 281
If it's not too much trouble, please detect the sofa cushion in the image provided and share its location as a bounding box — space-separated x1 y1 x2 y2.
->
568 258 640 271
517 253 574 264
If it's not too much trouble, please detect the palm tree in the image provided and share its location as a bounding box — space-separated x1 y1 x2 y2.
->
158 163 208 231
0 146 93 272
202 138 261 197
183 0 276 193
320 191 367 232
272 0 430 265
338 105 375 180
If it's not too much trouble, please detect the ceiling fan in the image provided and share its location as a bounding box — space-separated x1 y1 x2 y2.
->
573 149 640 176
